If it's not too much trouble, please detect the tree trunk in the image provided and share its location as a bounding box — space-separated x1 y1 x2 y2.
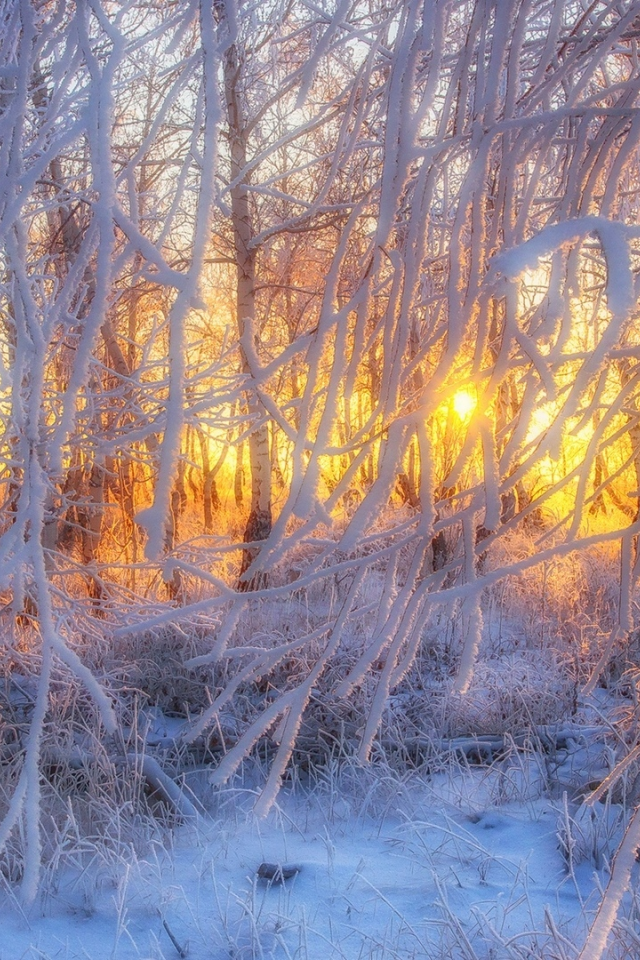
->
163 460 187 602
217 7 272 588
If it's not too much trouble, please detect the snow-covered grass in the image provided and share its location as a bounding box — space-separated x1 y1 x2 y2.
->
1 541 639 957
0 666 636 960
0 751 628 960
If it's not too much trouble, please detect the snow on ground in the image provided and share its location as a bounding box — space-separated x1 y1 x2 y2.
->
0 760 609 960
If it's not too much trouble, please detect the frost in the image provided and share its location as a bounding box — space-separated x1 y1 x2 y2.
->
3 3 640 933
577 807 640 960
495 217 638 323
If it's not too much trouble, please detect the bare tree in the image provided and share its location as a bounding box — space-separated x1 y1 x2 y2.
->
215 0 273 586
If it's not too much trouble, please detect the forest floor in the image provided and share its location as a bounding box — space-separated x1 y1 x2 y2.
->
1 548 638 959
0 702 635 960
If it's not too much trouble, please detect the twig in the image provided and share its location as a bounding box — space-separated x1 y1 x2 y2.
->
162 917 188 959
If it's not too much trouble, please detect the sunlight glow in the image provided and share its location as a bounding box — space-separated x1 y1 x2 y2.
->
452 388 477 421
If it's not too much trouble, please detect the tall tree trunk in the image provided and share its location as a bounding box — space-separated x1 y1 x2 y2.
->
196 426 222 531
218 6 272 588
31 74 127 599
163 460 187 602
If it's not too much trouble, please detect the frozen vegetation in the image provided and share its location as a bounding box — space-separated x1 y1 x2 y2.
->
2 0 640 957
1 546 640 958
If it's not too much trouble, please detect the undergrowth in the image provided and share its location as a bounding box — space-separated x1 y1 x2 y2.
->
0 537 636 952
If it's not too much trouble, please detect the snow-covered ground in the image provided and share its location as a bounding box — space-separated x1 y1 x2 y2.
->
1 757 620 960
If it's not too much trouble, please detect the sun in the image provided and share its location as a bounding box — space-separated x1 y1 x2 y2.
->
452 388 476 420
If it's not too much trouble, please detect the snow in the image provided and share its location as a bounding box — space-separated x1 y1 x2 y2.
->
0 765 605 960
494 217 638 329
5 0 640 954
578 806 640 960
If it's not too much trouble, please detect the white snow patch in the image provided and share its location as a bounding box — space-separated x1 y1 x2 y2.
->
0 770 606 959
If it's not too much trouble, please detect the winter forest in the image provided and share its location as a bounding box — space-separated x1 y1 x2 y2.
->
3 0 640 957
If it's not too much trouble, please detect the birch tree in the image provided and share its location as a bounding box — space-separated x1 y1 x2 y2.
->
216 0 274 586
210 0 388 587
